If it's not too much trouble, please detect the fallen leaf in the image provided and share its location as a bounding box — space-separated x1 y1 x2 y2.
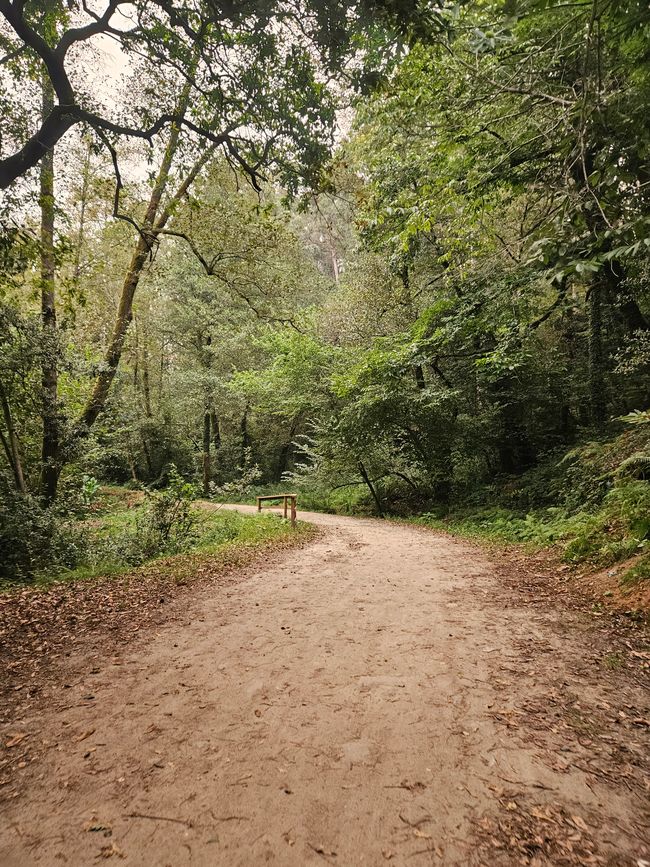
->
571 815 589 832
97 842 124 859
5 733 27 748
76 728 96 742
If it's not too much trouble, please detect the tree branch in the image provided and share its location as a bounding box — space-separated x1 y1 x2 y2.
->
56 0 130 57
529 279 569 329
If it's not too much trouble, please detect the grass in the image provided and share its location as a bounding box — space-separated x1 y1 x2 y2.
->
620 554 650 586
410 483 649 586
15 497 312 591
222 482 374 516
602 652 624 670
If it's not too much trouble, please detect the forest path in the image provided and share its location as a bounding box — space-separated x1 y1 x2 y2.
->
1 508 648 866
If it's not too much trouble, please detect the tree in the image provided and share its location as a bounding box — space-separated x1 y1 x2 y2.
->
0 0 427 190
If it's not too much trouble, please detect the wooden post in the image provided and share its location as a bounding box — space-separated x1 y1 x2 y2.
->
290 495 296 528
283 495 288 519
257 496 261 512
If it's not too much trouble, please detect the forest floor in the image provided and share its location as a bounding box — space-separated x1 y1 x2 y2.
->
1 506 648 866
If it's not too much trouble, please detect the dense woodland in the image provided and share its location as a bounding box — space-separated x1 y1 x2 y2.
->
0 0 649 586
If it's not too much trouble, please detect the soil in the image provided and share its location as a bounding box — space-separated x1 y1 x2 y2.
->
1 507 648 866
572 555 650 614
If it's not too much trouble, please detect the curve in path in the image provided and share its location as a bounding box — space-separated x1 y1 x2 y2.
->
1 508 647 865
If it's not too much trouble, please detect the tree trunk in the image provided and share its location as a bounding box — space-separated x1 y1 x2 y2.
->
202 410 211 496
39 73 59 503
210 410 221 451
141 437 154 478
126 438 139 483
72 136 92 292
240 405 250 467
142 328 153 418
0 381 26 494
276 416 299 480
358 459 384 517
588 282 607 427
329 242 340 283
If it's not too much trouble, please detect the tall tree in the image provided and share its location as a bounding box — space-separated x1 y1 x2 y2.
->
39 64 59 502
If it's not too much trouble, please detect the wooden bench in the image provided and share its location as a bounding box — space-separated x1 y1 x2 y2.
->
256 493 297 527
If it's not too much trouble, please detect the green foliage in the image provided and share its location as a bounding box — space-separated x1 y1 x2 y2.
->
54 469 102 517
621 556 650 586
0 477 87 583
615 453 650 481
1 479 301 588
0 0 425 191
419 477 650 570
2 0 649 584
133 468 199 561
209 448 262 502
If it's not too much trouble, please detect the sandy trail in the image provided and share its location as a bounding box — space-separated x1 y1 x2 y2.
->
1 508 648 866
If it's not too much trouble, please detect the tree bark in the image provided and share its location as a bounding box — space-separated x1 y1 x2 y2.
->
240 405 250 467
142 328 153 418
588 282 607 427
210 410 221 451
72 136 92 291
202 410 212 496
39 73 60 503
358 459 384 517
0 381 27 493
276 416 299 480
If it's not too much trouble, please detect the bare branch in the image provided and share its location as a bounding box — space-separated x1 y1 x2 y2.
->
56 1 130 57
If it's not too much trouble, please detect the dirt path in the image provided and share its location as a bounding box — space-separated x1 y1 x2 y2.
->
1 509 648 866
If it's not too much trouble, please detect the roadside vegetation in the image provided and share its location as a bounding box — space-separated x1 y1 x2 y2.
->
0 473 306 589
414 421 650 583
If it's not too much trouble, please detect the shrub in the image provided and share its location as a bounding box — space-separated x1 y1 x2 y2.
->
621 555 650 585
0 477 86 583
56 469 102 517
130 467 198 561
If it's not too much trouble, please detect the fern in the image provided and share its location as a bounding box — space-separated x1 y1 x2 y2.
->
619 410 650 426
615 454 650 480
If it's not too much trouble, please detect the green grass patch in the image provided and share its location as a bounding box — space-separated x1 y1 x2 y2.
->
620 554 650 586
221 482 373 516
3 505 312 591
413 479 649 572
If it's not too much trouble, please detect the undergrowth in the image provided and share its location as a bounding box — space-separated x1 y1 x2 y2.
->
0 475 308 590
404 423 650 587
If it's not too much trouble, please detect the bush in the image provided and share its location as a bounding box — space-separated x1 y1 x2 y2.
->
81 443 133 484
563 480 650 564
621 555 650 585
0 477 86 584
128 467 198 562
55 469 101 517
